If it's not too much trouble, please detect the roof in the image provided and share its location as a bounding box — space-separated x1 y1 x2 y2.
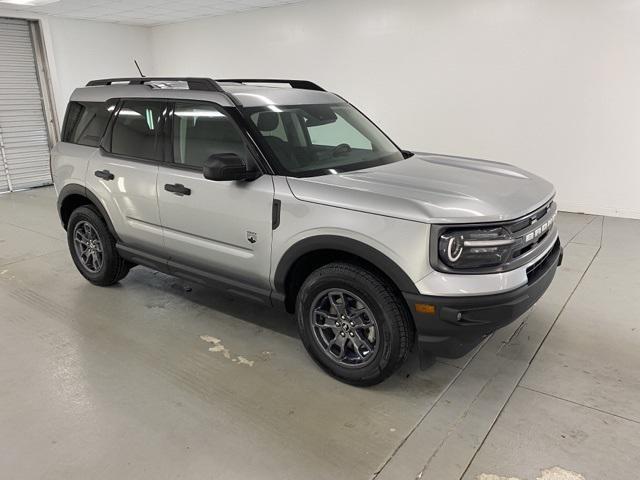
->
220 83 341 107
71 78 342 107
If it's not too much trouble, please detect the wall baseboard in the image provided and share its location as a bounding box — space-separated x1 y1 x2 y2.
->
558 203 640 220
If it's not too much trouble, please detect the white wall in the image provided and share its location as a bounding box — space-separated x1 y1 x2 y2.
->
45 17 153 126
2 1 636 218
0 8 153 127
150 0 640 219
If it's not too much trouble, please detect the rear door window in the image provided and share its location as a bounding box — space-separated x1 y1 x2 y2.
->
111 100 165 161
62 100 115 147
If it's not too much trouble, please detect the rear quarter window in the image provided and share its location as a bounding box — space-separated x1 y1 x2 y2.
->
62 100 115 147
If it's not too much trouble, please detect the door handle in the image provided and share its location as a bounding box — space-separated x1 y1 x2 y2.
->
164 183 191 196
94 169 114 180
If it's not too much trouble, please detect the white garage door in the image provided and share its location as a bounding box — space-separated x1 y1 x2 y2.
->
0 17 52 193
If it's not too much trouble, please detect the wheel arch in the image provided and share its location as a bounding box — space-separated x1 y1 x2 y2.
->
273 235 418 313
57 184 119 241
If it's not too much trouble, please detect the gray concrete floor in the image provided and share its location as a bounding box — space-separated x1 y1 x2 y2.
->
0 186 638 480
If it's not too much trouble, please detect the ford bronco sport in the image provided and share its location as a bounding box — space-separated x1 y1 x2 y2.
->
52 77 562 385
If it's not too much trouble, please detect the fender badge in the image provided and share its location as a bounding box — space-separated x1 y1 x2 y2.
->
247 231 257 244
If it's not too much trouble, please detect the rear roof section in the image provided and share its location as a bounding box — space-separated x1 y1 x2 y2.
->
220 83 342 107
71 77 342 107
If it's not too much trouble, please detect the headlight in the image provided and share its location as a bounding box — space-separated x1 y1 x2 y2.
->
438 227 515 269
431 202 558 273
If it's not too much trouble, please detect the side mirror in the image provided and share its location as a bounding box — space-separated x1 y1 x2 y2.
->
203 153 258 181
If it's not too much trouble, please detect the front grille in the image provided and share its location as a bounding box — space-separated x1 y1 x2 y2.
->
513 230 550 258
507 201 553 234
506 201 557 266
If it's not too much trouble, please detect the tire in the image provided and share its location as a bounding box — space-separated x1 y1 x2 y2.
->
296 262 413 386
67 205 131 286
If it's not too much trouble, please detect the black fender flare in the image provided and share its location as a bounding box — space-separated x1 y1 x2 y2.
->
57 183 120 241
273 235 419 295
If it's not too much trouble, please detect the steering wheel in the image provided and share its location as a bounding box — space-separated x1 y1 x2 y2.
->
331 143 352 157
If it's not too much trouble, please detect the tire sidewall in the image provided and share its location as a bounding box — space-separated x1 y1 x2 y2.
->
67 206 117 284
296 267 401 384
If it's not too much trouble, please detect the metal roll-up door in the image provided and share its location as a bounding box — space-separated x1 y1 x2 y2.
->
0 17 52 192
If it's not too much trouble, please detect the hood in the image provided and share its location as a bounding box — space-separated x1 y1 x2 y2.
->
286 153 555 224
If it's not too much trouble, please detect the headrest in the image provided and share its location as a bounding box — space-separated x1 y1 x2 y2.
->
257 111 279 132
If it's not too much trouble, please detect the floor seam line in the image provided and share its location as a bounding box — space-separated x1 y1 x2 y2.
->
565 214 600 245
456 364 531 480
518 385 640 425
457 231 604 480
371 339 488 479
5 221 65 242
0 248 68 269
415 376 494 479
524 227 603 372
371 367 465 479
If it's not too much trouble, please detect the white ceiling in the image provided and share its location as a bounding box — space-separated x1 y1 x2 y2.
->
1 0 309 26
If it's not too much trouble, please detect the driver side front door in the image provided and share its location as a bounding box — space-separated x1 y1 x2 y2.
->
157 101 275 303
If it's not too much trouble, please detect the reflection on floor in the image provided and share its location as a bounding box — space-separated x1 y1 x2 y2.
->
0 187 638 480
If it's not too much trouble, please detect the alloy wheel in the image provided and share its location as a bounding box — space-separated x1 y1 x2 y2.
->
309 288 380 367
73 220 104 273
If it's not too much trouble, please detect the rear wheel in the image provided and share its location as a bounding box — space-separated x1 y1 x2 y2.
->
296 262 413 386
67 205 131 286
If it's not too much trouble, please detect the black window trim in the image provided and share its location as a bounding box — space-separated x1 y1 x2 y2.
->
62 95 409 177
100 97 170 165
97 96 275 174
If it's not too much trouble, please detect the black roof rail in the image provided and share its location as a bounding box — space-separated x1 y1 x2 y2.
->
85 77 225 92
216 79 325 92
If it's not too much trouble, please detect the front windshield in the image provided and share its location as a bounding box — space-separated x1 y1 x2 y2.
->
240 103 406 177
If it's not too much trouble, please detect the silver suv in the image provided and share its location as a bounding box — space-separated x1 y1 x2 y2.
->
52 77 562 385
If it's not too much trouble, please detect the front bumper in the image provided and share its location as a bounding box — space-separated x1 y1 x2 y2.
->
403 238 563 358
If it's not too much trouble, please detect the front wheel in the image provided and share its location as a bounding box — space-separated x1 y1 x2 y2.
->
296 262 413 386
